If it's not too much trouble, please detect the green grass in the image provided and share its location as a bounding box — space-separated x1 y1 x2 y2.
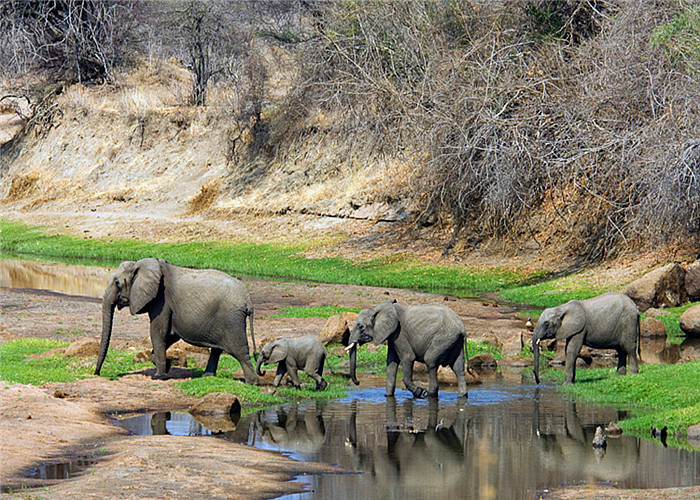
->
0 219 531 297
273 306 362 318
0 337 349 406
0 338 152 384
498 274 609 308
557 361 700 438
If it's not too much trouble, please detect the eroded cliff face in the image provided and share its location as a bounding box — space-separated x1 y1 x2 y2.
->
0 60 413 228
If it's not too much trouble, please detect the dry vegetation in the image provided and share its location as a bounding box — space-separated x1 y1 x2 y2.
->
0 0 698 263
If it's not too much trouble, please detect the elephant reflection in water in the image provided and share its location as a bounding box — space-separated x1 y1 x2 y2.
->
345 398 472 497
259 401 326 454
532 389 640 479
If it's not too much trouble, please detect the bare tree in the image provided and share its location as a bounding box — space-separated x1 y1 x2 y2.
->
170 0 244 106
0 0 138 85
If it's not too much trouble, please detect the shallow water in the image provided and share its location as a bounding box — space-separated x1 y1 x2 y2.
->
114 384 700 500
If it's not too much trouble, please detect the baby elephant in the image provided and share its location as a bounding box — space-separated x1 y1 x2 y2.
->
256 336 328 391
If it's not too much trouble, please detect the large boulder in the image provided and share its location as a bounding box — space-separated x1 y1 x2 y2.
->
680 305 700 338
685 260 700 301
189 392 241 416
64 338 101 358
623 263 687 312
469 353 498 372
640 317 667 338
318 312 357 346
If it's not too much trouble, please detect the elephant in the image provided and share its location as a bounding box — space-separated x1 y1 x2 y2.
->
256 336 328 391
347 299 471 398
532 292 640 384
95 258 258 383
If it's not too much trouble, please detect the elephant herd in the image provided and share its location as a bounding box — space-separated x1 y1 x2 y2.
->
96 258 641 397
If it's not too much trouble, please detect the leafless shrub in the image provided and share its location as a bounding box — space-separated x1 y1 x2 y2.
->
279 0 699 260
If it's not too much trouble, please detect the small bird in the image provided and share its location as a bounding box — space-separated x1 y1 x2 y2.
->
592 426 607 448
525 318 534 331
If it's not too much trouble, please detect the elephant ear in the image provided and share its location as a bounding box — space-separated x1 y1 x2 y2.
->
556 302 586 340
268 341 289 364
372 302 399 346
129 258 162 315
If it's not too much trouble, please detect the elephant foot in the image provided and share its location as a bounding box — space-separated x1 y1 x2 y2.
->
411 387 429 398
202 371 216 378
458 391 468 399
316 380 328 391
293 384 302 390
152 373 169 380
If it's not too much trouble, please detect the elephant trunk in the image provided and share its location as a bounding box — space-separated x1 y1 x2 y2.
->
256 355 266 377
96 281 117 375
533 333 541 385
348 343 360 386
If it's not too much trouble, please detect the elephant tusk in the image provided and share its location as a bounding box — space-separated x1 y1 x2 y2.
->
344 343 356 352
536 338 540 346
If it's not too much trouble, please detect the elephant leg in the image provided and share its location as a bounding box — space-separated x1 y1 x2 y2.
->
285 359 301 389
273 363 287 387
203 348 222 377
149 311 172 379
401 357 427 398
628 348 639 374
386 344 400 397
426 364 439 398
616 349 627 376
235 352 258 385
452 354 468 398
305 356 327 391
564 335 583 384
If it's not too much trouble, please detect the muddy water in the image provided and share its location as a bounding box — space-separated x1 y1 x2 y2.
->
114 385 700 500
0 258 111 298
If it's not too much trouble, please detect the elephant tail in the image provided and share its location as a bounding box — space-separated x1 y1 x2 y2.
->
464 335 474 376
248 305 257 361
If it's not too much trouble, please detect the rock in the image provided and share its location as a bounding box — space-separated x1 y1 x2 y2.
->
190 412 240 433
640 317 667 338
501 334 523 359
64 338 101 358
133 348 187 367
645 307 671 317
604 422 623 437
189 393 241 416
469 353 497 372
133 350 150 363
318 312 357 346
685 261 700 300
167 348 188 368
687 424 700 443
437 365 481 385
24 347 66 361
623 263 687 312
680 305 700 338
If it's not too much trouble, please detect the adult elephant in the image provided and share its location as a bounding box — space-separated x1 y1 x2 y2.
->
347 300 471 398
532 292 640 384
95 258 257 383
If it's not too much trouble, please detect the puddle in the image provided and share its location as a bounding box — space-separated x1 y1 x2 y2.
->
114 385 700 499
0 455 99 493
0 258 111 298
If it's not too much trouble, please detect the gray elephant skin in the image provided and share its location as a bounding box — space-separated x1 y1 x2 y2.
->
347 300 471 398
256 336 328 391
533 292 640 384
95 258 258 383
